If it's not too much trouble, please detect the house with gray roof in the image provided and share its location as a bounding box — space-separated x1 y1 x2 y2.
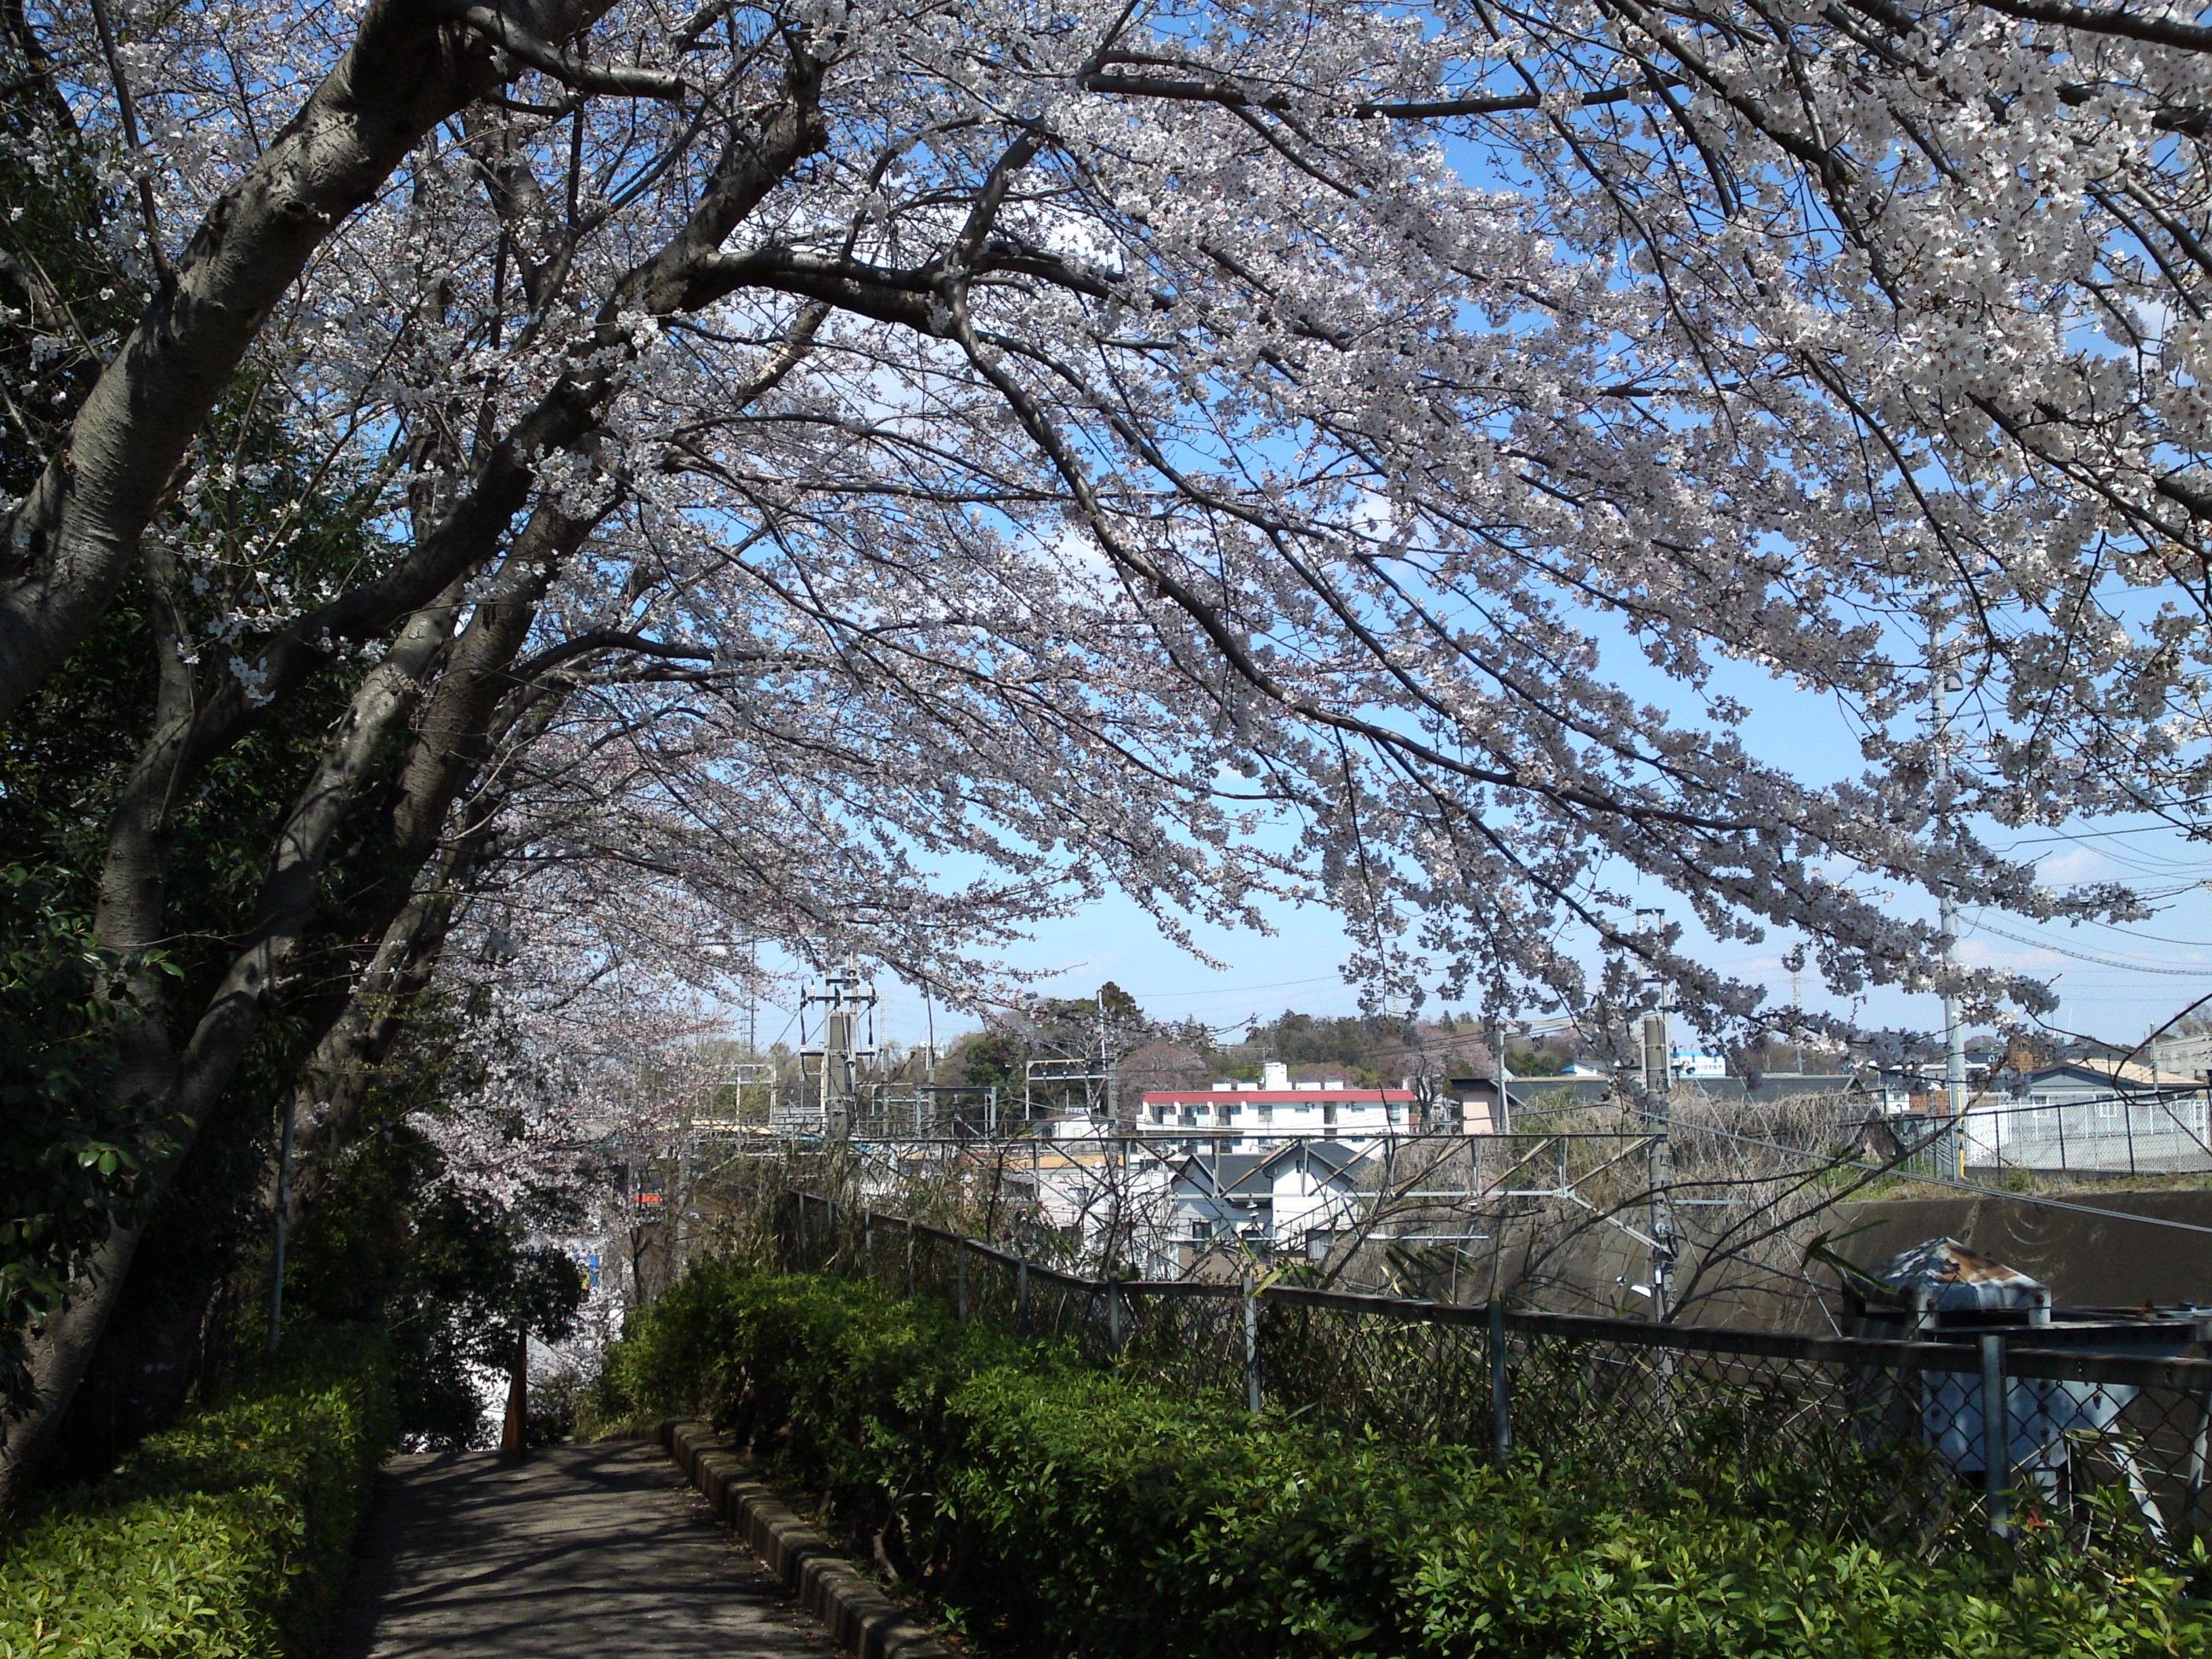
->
1169 1138 1371 1262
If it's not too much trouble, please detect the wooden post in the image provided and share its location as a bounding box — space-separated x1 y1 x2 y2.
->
500 1330 527 1452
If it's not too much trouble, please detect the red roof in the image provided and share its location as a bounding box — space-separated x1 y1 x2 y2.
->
1140 1090 1412 1103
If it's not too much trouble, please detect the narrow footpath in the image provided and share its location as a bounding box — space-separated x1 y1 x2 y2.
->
327 1442 842 1659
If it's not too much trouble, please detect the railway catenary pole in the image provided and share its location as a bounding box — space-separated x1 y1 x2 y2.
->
1635 907 1676 1323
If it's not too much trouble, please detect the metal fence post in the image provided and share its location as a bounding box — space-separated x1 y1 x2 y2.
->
1488 1300 1511 1464
905 1218 916 1299
1107 1279 1124 1356
2185 1377 2212 1542
1018 1258 1031 1338
956 1238 969 1324
1243 1271 1262 1413
1981 1331 2011 1542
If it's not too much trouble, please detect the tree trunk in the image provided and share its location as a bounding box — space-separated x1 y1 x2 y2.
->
0 1225 140 1505
0 596 460 1507
0 47 831 1504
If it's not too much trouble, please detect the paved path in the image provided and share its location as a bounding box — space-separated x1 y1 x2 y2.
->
327 1443 841 1659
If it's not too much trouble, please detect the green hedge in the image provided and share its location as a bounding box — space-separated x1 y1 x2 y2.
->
593 1264 2212 1658
0 1324 395 1659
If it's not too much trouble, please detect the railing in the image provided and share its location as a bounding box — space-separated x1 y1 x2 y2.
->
781 1190 2212 1554
1892 1090 2212 1181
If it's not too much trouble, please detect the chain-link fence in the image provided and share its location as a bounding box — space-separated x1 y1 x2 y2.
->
1969 1092 2212 1179
1877 1091 2212 1183
780 1189 2212 1556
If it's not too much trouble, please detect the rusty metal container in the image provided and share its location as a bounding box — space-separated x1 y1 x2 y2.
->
1838 1237 2203 1484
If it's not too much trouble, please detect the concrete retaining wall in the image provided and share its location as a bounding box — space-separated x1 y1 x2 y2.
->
1832 1188 2212 1307
649 1421 950 1659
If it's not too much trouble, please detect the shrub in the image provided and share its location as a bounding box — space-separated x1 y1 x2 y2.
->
0 1324 395 1659
600 1265 2212 1658
590 1260 1059 1558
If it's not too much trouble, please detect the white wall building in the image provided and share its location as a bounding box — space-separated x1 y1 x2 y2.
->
1139 1061 1414 1150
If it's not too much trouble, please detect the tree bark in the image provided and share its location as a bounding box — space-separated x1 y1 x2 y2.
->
499 1329 527 1452
282 834 488 1223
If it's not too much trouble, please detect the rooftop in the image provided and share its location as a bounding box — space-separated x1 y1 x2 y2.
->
1141 1088 1412 1103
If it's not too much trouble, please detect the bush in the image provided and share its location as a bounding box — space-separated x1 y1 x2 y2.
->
588 1259 1058 1539
0 1324 394 1658
598 1264 2212 1658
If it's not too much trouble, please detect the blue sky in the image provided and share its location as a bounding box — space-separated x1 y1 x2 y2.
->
886 829 2212 1052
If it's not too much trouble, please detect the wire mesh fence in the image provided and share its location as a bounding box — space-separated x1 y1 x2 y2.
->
778 1188 2212 1557
1878 1091 2212 1183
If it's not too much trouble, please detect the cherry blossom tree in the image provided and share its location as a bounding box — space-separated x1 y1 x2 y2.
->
8 0 2212 1493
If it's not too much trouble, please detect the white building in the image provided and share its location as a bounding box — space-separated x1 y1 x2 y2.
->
1138 1061 1413 1150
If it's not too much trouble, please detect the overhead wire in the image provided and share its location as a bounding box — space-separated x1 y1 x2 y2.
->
1963 917 2212 975
1134 973 1353 999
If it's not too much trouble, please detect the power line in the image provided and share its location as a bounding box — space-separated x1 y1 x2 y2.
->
2000 824 2186 847
1965 917 2212 975
1117 973 1353 1000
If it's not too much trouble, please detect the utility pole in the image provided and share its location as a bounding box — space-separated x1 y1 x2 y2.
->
1635 907 1675 1322
1787 951 1805 1074
1497 1025 1511 1135
1103 1004 1120 1129
746 940 759 1057
800 966 876 1138
1931 649 1969 1176
1483 1017 1511 1134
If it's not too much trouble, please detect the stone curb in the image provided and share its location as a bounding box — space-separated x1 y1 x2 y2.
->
642 1418 953 1659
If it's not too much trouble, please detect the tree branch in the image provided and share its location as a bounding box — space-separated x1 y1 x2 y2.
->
445 2 687 100
1079 69 1666 120
1975 0 2212 54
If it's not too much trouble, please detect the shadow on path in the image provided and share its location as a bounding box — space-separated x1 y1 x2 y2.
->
327 1442 841 1658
